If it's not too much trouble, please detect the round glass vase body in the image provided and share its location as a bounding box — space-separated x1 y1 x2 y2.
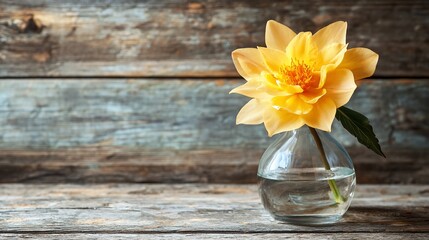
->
258 127 356 225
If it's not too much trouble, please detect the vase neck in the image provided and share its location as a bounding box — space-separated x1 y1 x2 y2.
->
289 126 312 138
289 126 330 138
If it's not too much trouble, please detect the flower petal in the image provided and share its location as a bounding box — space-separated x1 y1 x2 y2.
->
298 88 327 104
259 72 304 96
302 97 336 132
258 47 289 73
286 32 319 64
312 21 347 49
229 80 271 99
232 48 267 81
273 84 304 95
236 99 264 125
272 95 313 115
319 43 348 67
318 64 336 88
263 108 304 136
265 20 296 51
338 48 379 80
324 69 356 107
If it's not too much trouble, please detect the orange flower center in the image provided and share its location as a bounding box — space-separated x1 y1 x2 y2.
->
279 61 315 90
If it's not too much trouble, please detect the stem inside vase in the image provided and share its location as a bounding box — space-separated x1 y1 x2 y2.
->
308 126 345 204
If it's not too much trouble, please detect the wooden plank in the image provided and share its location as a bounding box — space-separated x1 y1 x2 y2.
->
0 184 427 233
0 148 427 184
0 0 428 77
0 233 428 239
0 79 426 150
0 79 427 183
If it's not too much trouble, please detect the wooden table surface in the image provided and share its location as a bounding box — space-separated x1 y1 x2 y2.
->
0 184 427 239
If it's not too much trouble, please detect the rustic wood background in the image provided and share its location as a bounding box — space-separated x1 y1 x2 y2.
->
0 0 427 184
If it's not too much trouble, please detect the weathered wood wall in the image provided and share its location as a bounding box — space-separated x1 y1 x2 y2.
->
0 0 427 183
0 0 428 77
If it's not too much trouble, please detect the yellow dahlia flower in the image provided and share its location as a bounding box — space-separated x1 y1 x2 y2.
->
231 20 378 136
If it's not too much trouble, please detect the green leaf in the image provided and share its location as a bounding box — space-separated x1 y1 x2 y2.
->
335 106 386 158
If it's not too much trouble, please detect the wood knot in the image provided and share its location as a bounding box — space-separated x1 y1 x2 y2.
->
187 2 205 13
9 14 44 34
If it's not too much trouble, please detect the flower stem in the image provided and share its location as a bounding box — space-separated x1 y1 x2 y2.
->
308 127 345 204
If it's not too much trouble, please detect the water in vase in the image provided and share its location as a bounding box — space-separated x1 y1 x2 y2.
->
258 167 356 224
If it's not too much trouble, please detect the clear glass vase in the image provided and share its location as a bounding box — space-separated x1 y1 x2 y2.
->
258 126 356 225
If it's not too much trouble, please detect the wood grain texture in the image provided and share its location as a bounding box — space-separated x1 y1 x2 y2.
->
0 79 427 183
0 184 427 233
0 79 427 150
0 148 427 184
0 0 428 77
1 233 428 240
